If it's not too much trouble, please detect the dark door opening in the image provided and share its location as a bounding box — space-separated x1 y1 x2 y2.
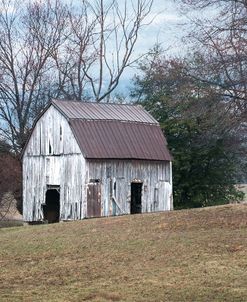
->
43 189 60 223
131 182 142 214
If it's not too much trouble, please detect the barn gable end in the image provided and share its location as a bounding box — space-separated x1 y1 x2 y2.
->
24 105 81 156
23 105 86 222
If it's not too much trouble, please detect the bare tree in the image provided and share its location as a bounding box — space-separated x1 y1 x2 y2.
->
178 0 247 181
0 0 154 152
55 0 153 102
179 0 247 120
0 0 67 153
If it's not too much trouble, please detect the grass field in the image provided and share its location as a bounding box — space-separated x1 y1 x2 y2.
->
0 204 247 302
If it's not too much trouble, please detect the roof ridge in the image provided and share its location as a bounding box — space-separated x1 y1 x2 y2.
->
52 99 142 107
68 118 158 125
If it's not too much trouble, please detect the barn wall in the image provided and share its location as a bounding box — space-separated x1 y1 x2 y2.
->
23 106 86 221
86 159 172 217
25 106 82 156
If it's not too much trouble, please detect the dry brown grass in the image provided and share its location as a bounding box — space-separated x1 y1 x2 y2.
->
0 204 247 301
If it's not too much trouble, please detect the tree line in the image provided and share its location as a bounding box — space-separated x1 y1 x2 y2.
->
0 0 246 217
132 0 247 207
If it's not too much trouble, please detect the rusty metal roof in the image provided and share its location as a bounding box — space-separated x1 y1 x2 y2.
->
22 99 172 161
69 120 172 161
52 99 158 124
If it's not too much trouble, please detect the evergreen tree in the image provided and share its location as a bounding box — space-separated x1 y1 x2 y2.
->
132 46 244 208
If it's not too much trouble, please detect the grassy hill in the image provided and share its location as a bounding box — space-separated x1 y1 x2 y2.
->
0 204 247 302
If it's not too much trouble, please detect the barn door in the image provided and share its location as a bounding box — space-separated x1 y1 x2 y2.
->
87 181 101 218
43 188 60 223
131 182 143 214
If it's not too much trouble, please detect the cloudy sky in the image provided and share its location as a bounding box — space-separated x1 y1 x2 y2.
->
137 0 186 54
115 0 186 95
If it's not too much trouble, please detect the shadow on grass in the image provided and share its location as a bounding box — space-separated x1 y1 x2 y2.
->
0 220 23 228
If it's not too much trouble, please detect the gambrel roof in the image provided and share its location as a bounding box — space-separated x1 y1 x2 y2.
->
24 99 172 161
52 99 158 124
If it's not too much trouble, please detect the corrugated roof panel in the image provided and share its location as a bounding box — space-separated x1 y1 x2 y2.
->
52 99 158 124
70 120 172 161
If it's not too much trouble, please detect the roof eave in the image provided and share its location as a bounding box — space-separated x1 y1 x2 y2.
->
85 157 172 162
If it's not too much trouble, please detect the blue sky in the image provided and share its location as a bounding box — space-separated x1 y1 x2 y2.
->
114 0 186 97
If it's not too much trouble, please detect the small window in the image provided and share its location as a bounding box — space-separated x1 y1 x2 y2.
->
89 179 100 183
49 141 52 154
60 126 62 141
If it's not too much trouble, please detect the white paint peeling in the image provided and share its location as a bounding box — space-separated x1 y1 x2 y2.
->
23 104 173 223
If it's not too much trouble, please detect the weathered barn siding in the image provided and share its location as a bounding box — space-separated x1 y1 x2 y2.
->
23 106 86 221
86 160 173 216
23 100 173 223
24 106 81 156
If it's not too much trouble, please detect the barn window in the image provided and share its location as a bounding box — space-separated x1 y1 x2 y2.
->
60 126 62 141
89 179 100 183
47 184 60 192
49 141 52 154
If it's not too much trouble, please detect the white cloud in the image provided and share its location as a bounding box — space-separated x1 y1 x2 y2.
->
146 11 184 26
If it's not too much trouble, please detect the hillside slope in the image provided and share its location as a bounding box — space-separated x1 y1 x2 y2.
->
0 204 247 302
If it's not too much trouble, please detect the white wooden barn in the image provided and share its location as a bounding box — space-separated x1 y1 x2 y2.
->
22 100 173 223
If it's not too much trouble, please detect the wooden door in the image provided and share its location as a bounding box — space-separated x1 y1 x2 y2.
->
87 182 101 218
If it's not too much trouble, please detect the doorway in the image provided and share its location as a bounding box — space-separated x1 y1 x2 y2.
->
87 181 101 218
131 182 143 214
43 189 60 223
